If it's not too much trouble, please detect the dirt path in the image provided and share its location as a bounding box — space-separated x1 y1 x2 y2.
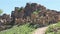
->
32 27 48 34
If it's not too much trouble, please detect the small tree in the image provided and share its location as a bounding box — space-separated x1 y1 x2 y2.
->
0 9 3 15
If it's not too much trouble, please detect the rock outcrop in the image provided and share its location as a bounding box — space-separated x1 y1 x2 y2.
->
0 3 60 31
11 3 60 25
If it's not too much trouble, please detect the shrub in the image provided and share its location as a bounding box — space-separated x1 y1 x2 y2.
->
45 22 60 34
0 23 36 34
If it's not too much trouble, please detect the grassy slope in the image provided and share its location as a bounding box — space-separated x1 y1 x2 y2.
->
0 23 36 34
45 22 60 34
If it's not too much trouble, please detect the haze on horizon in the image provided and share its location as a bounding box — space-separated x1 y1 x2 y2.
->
0 0 60 14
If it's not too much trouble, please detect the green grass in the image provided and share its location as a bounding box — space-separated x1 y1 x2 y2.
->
0 23 36 34
45 22 60 34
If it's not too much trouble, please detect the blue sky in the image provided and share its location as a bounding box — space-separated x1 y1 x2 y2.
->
0 0 60 14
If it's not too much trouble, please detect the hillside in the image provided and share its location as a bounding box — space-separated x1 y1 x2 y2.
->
0 3 60 31
45 22 60 34
0 23 36 34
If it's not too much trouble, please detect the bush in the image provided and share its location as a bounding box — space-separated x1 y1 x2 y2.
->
45 22 60 34
0 23 36 34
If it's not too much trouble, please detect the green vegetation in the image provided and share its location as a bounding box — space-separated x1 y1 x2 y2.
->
33 11 38 15
0 23 36 34
18 7 23 12
0 9 3 15
33 10 41 15
45 22 60 34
